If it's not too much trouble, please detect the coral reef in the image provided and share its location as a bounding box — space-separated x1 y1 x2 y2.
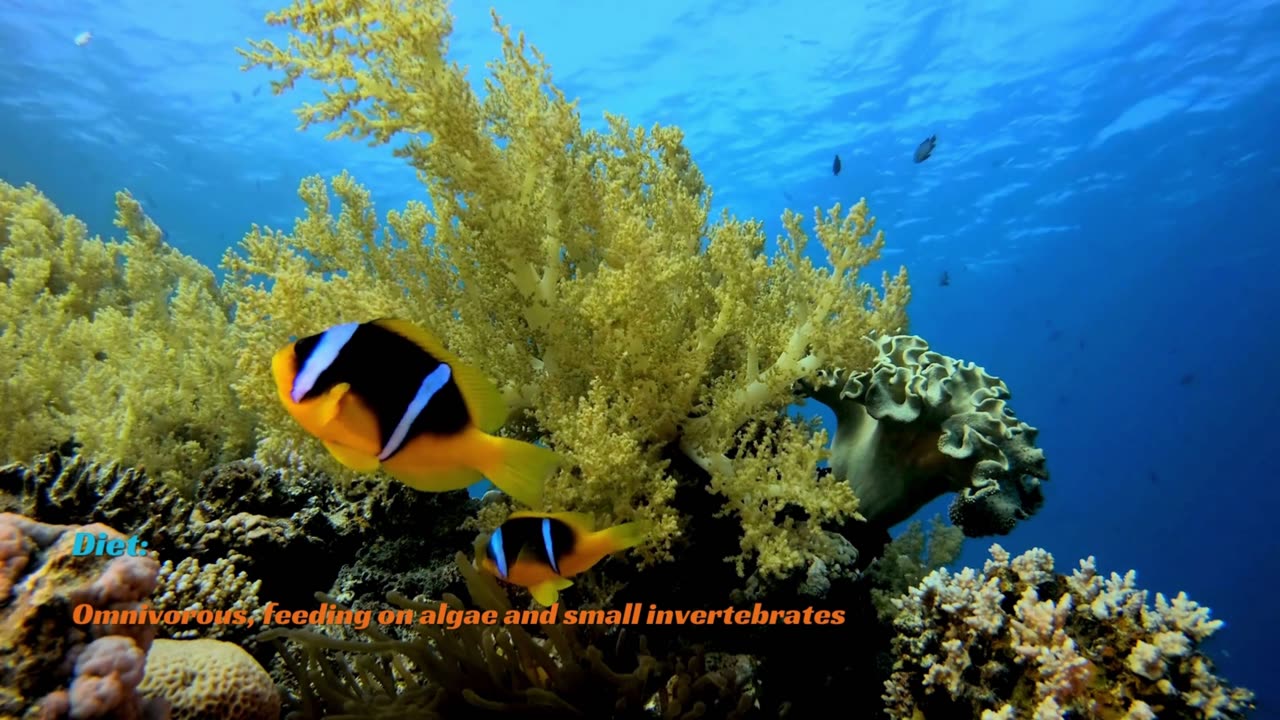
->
0 512 167 719
866 514 964 621
0 179 255 488
152 556 264 643
883 544 1254 719
265 552 758 719
231 0 911 586
139 638 281 720
805 334 1048 535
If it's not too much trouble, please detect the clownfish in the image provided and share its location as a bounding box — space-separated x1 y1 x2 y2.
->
478 511 645 606
271 318 558 508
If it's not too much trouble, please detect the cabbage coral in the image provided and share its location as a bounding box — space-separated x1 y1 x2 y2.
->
230 0 910 581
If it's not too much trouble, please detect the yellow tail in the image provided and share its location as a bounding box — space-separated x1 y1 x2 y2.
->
481 435 560 508
591 522 646 555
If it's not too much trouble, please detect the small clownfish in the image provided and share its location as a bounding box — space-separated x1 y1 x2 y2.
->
478 511 645 606
271 318 559 508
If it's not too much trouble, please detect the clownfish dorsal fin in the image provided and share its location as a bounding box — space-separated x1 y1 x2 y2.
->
508 510 596 533
371 317 509 433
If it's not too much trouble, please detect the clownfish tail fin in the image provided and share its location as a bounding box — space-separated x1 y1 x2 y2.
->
480 435 559 509
591 522 646 556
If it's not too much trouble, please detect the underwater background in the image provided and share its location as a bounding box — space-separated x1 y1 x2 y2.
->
2 0 1277 714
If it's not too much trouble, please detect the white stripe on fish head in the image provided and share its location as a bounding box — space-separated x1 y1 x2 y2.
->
291 322 360 403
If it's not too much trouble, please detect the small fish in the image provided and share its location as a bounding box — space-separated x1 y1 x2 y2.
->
73 31 92 46
913 134 937 163
272 318 559 507
231 90 242 103
478 511 645 605
832 154 842 175
1179 372 1195 386
939 270 950 286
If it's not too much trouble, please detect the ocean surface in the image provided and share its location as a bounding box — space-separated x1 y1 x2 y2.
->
2 0 1277 711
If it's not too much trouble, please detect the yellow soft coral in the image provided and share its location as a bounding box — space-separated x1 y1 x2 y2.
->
232 0 908 580
0 180 255 488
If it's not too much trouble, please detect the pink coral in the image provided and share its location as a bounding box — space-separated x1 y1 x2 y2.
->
68 636 147 719
0 517 32 599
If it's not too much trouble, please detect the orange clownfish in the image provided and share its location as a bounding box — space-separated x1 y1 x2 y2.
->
478 511 645 605
271 317 558 508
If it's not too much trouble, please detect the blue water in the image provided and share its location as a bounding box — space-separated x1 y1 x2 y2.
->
3 0 1278 711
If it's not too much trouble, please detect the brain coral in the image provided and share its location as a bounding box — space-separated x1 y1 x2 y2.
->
805 334 1048 536
139 638 280 720
882 544 1254 719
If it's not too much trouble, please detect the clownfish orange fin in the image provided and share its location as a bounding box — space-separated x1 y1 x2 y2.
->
372 317 509 432
322 439 381 472
317 382 352 425
530 577 574 606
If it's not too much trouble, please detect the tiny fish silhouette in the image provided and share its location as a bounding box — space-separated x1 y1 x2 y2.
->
1179 373 1195 386
832 154 842 175
939 271 950 286
914 135 937 163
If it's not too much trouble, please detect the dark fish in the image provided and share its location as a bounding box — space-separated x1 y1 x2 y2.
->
832 154 842 175
1179 373 1195 386
914 135 937 163
939 270 950 286
232 90 242 103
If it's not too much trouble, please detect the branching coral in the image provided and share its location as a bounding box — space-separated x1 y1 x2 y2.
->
0 180 256 488
866 514 964 621
230 0 908 585
263 552 758 719
882 544 1255 719
153 555 265 642
805 334 1048 536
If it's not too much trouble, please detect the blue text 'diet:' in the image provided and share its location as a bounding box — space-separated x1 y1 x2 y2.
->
72 532 149 557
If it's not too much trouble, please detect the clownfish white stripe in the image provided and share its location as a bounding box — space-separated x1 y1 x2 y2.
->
541 518 560 574
291 321 359 403
378 363 452 460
